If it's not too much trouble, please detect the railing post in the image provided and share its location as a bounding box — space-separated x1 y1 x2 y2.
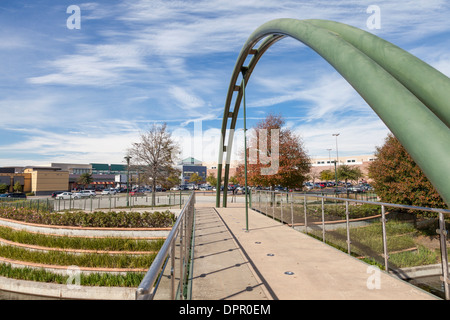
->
438 212 449 300
280 194 283 224
304 195 308 234
170 241 175 300
272 192 275 220
179 216 184 300
291 193 294 228
345 200 351 255
321 197 325 242
265 191 268 216
381 205 389 272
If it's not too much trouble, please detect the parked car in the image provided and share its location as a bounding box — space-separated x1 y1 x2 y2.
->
349 185 365 193
56 192 80 200
129 190 145 196
0 193 27 199
101 188 117 195
4 192 27 199
79 190 96 197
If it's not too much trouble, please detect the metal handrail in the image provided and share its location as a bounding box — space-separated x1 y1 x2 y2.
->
136 192 195 300
253 190 450 299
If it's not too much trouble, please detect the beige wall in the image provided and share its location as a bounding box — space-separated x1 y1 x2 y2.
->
24 169 69 194
0 173 32 193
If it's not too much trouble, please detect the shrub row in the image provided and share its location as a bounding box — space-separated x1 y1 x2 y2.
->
0 207 176 228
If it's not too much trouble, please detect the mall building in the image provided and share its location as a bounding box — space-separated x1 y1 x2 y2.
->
0 163 133 195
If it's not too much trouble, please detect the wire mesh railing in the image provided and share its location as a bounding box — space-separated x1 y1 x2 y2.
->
253 190 450 300
0 197 54 212
52 192 191 211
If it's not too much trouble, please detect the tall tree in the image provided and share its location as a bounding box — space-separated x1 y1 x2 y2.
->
320 169 334 182
337 165 363 196
206 173 217 187
337 165 363 185
77 173 93 189
236 114 310 189
128 123 179 204
189 173 203 185
368 133 446 208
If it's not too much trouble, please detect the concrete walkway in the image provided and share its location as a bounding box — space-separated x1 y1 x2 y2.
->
191 201 438 300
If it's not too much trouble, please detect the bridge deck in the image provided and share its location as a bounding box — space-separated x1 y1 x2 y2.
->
191 201 437 300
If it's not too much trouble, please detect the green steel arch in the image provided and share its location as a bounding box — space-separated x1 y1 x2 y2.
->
216 18 450 208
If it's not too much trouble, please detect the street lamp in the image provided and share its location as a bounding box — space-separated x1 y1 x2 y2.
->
332 133 340 167
242 69 249 232
327 148 332 171
332 133 340 189
124 155 131 207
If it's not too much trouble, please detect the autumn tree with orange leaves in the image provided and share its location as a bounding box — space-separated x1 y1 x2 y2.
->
235 114 310 190
368 134 446 208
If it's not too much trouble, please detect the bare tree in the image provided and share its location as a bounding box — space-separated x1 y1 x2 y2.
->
128 123 179 205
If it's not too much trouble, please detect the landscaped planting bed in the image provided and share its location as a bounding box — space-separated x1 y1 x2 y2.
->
0 207 175 288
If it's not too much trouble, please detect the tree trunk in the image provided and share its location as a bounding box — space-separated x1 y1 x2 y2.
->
152 178 156 206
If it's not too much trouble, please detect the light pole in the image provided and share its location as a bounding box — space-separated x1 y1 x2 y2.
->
332 133 340 167
327 148 332 171
332 133 340 189
242 69 249 232
124 155 131 207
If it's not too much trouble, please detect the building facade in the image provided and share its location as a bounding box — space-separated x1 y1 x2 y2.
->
179 157 207 185
24 167 69 195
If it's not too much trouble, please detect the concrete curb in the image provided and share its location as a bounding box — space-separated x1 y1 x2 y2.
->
0 276 136 300
0 257 148 274
0 237 158 255
0 216 171 238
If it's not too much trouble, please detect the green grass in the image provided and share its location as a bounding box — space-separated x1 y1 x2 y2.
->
0 226 164 252
308 220 441 268
0 263 144 287
0 244 156 269
389 246 439 268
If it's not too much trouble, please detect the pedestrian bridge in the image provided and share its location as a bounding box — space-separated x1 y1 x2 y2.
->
190 201 436 300
136 194 443 300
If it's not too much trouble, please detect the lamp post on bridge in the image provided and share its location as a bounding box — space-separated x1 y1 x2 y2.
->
332 133 340 190
124 155 131 207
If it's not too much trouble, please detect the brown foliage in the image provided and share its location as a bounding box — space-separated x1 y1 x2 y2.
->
368 134 446 208
236 114 310 189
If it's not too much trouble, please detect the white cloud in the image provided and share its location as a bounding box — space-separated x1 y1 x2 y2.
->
169 86 206 110
1 0 449 167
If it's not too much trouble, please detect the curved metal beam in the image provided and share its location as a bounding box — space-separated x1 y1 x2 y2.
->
216 18 450 207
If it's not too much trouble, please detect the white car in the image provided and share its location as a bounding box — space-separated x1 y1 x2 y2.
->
101 188 117 195
56 192 80 200
79 190 96 197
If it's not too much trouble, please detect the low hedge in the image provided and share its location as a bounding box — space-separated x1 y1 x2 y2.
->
0 207 176 228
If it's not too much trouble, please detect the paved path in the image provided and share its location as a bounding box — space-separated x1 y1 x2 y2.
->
191 202 438 300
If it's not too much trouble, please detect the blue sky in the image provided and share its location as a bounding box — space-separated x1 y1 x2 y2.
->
0 0 449 167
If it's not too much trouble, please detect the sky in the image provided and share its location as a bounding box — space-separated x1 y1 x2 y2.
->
0 0 449 168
